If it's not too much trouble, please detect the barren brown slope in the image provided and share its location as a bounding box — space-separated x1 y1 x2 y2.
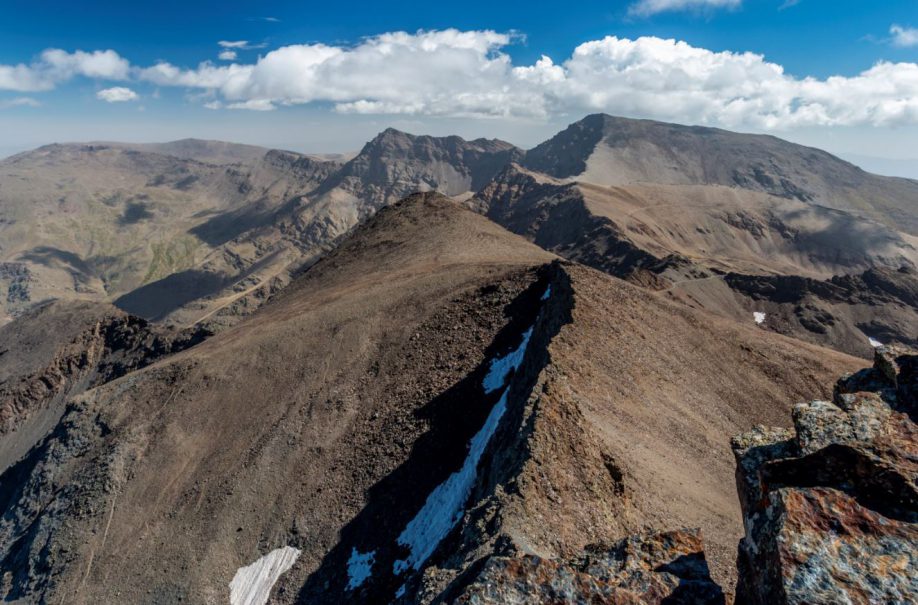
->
0 143 338 325
525 264 862 588
0 300 207 472
476 163 918 357
0 193 554 603
113 129 521 332
0 193 861 604
523 113 918 235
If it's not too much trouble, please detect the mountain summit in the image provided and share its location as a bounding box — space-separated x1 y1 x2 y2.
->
523 113 918 235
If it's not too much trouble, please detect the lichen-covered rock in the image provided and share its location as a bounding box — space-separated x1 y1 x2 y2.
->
452 529 725 604
733 346 918 605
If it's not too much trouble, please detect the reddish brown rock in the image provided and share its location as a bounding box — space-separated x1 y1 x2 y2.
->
733 347 918 605
452 529 725 604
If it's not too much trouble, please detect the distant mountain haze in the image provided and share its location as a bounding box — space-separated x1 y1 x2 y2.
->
0 114 915 356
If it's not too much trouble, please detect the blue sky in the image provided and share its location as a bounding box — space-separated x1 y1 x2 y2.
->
1 0 917 172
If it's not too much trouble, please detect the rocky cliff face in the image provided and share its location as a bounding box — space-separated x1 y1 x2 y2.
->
732 345 917 605
724 266 918 356
316 128 521 212
0 301 208 437
475 164 671 287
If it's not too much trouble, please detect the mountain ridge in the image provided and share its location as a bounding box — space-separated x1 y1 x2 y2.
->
2 115 915 358
0 193 863 603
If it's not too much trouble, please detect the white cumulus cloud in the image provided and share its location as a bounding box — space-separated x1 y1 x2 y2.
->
96 86 138 102
628 0 741 17
891 25 918 48
218 50 238 61
0 49 129 92
4 31 918 131
132 30 918 130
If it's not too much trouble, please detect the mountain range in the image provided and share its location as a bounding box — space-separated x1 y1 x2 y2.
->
1 114 915 355
0 115 916 604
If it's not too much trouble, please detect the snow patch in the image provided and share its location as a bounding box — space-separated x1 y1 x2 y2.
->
230 546 301 605
393 319 538 574
482 327 534 394
346 548 375 590
394 388 512 574
868 336 883 348
753 312 766 325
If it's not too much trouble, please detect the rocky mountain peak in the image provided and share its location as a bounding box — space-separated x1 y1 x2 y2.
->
316 129 521 207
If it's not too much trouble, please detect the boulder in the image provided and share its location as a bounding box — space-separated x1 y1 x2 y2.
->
452 529 725 604
732 347 918 605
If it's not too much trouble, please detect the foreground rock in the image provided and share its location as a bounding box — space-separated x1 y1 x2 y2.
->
450 529 724 604
732 345 918 605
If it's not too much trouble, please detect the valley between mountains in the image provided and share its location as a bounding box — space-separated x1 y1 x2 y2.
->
0 115 916 604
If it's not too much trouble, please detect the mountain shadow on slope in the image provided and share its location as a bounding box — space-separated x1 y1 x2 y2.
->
292 266 570 604
114 269 229 320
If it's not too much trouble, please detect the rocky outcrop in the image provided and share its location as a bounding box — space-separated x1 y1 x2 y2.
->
721 266 918 356
317 129 521 211
732 345 917 605
0 301 208 435
451 529 724 604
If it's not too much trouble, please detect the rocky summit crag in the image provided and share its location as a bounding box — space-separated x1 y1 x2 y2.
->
732 344 917 605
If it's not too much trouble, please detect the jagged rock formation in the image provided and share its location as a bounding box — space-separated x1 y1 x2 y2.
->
732 345 917 605
450 529 724 604
315 128 520 209
723 265 918 355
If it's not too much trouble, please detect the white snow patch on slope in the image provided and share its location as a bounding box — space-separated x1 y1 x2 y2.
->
393 321 537 574
482 327 534 394
753 312 766 325
230 546 301 605
869 336 883 348
394 388 512 574
346 548 375 590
